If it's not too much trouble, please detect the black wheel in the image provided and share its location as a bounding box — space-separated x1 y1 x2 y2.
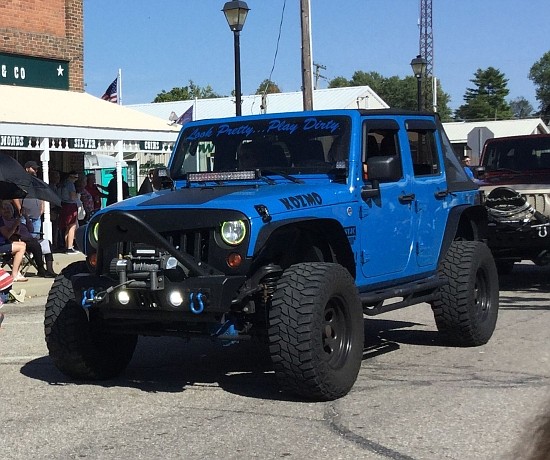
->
432 241 499 346
44 261 137 379
268 262 363 400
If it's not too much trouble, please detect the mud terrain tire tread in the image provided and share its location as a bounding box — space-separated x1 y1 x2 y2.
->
432 241 499 346
268 262 363 400
44 261 137 379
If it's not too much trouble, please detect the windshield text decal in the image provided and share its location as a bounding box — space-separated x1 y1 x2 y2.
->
186 117 342 142
303 118 340 133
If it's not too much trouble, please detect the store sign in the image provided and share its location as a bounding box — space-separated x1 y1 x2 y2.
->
140 141 170 151
0 135 29 148
69 138 99 149
0 53 69 90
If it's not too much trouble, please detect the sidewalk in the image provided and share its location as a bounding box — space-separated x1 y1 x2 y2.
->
12 251 85 300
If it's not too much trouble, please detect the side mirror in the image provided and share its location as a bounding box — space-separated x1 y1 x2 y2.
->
360 155 401 201
473 166 486 179
367 155 402 182
152 167 174 190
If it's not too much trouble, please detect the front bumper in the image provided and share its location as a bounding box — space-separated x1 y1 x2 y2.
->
78 209 253 319
72 272 247 317
487 221 550 261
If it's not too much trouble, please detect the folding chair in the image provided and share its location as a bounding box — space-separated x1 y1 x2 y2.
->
0 249 36 276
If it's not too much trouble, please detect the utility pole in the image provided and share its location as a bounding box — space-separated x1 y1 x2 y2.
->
313 62 326 90
300 0 313 110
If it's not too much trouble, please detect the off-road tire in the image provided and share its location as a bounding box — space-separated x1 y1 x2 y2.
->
44 261 137 379
268 262 363 400
432 241 498 346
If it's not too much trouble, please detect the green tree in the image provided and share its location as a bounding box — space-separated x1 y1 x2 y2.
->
153 80 221 102
455 67 513 120
509 97 534 118
328 76 351 88
328 70 452 121
256 79 281 95
529 50 550 123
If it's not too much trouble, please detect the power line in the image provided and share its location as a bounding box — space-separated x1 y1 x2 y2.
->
261 0 287 113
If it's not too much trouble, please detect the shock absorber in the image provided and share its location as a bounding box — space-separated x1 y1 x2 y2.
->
261 272 279 306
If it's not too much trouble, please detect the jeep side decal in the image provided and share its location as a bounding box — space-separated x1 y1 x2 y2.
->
279 192 322 210
344 226 357 243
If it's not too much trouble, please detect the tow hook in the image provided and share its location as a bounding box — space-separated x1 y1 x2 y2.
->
81 288 96 308
189 291 206 314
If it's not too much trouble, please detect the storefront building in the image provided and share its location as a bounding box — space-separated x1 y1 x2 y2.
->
1 1 179 241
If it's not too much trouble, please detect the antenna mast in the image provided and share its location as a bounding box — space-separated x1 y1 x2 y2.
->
419 0 434 110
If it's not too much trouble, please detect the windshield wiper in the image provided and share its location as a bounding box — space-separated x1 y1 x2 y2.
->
260 169 304 184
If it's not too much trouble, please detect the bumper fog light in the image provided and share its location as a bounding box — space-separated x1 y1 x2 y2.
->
117 290 130 305
169 291 184 307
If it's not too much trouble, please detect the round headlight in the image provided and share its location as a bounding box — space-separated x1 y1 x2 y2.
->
89 222 100 248
220 220 246 246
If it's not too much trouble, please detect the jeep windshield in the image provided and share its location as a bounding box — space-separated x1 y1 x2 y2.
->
169 115 351 181
482 136 550 172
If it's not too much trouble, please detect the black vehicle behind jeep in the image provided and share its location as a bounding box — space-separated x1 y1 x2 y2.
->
476 134 550 272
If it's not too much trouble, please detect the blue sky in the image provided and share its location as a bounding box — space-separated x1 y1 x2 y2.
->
84 1 549 112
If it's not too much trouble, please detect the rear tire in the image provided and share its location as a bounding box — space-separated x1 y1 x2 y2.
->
432 241 499 346
44 261 137 379
268 262 363 400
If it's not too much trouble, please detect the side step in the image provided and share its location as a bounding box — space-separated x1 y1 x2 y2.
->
360 275 446 316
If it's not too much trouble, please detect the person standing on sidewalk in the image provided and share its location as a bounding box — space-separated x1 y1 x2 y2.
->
58 171 80 253
85 173 108 217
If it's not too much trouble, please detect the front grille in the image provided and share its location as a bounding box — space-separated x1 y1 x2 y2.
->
523 193 550 218
161 229 210 262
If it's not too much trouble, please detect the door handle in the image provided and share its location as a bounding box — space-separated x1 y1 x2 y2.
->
398 193 415 204
434 190 449 199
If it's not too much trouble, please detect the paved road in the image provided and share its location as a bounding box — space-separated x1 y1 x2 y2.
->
1 262 549 460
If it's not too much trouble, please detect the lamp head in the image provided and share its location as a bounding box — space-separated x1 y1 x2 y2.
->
410 54 427 78
222 1 250 32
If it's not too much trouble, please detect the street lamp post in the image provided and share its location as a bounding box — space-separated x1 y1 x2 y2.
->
410 55 427 111
222 1 250 116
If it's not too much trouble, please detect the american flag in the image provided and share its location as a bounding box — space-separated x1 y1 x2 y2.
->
176 105 193 125
101 77 118 103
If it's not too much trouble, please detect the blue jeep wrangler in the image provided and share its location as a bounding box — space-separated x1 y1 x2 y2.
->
45 109 499 400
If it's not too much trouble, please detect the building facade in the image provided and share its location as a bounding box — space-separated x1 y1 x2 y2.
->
0 0 83 91
0 0 178 244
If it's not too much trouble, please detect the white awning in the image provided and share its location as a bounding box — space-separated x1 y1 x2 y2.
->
84 153 128 170
0 85 179 141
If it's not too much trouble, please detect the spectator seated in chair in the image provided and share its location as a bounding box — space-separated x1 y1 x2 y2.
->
0 202 28 282
0 201 56 279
